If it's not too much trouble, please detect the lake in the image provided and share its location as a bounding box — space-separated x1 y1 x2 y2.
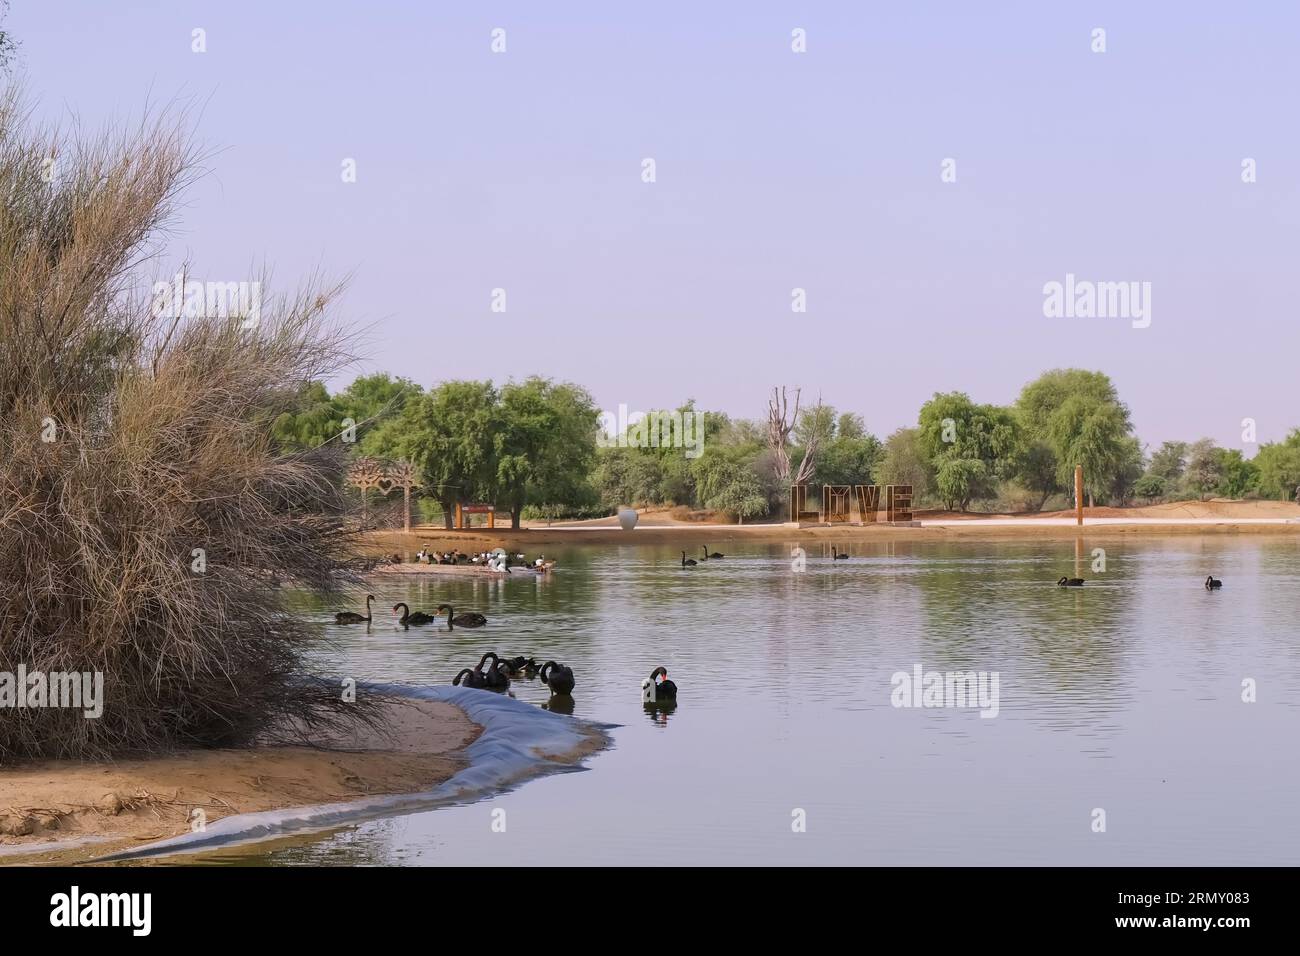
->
190 536 1300 866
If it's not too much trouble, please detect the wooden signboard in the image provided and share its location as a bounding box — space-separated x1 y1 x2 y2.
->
789 484 820 522
455 503 496 529
855 484 880 523
822 485 853 523
886 484 913 523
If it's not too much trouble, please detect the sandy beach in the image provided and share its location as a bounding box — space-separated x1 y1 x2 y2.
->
364 500 1300 558
0 697 479 864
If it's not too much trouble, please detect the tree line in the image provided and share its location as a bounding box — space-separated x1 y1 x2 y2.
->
272 368 1300 525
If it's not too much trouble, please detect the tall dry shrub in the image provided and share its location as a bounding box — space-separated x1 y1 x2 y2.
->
0 88 371 759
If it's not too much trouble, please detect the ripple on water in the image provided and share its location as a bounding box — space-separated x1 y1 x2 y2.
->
237 537 1300 865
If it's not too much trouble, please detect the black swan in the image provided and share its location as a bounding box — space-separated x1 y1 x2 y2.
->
335 594 374 624
702 545 724 559
499 655 538 676
832 546 849 560
1205 575 1223 590
642 666 678 702
477 652 511 690
453 667 487 688
393 602 438 625
436 604 487 628
540 660 576 695
681 551 697 567
1058 577 1085 587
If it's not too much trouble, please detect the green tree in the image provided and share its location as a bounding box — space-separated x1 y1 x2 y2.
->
1016 369 1123 434
1015 441 1060 511
1015 369 1133 507
392 380 498 529
1046 397 1133 506
723 418 766 446
917 392 1020 510
813 431 882 487
1254 430 1300 500
1133 474 1167 503
1147 441 1188 483
1215 449 1259 499
271 373 420 454
271 380 336 449
934 458 989 512
794 402 837 448
592 448 666 510
836 412 866 441
493 377 600 529
338 373 421 456
876 427 935 501
1184 438 1225 499
1107 435 1145 505
692 447 768 522
605 400 709 505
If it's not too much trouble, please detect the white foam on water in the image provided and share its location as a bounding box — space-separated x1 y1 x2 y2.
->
91 684 612 863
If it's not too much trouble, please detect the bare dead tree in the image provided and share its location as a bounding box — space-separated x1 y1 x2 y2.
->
768 386 826 497
767 386 802 485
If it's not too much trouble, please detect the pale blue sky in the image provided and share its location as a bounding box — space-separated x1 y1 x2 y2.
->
10 1 1298 450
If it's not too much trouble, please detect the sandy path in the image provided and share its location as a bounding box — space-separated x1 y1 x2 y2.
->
364 501 1300 557
0 698 479 863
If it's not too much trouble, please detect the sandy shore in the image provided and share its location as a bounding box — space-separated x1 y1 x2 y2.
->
365 500 1300 556
0 697 479 864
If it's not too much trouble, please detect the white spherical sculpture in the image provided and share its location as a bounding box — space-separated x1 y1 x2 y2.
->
617 507 638 531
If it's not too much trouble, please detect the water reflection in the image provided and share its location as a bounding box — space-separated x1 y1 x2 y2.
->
196 535 1300 866
643 701 677 726
541 694 575 715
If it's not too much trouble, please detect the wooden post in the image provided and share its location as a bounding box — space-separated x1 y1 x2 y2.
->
403 484 411 534
488 508 495 529
455 502 463 529
1075 465 1083 526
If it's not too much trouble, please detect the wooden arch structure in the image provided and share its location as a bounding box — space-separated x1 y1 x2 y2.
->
347 458 420 532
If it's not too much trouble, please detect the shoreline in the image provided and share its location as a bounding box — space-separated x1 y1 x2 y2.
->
365 516 1300 556
93 686 611 864
0 696 480 864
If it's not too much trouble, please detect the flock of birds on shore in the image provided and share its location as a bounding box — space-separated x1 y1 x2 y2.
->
393 548 556 573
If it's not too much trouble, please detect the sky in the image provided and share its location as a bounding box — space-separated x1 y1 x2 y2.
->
8 1 1299 452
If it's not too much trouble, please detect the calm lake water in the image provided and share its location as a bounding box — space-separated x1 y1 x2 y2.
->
192 536 1300 866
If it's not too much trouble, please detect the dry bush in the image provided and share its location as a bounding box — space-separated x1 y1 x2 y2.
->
0 87 375 759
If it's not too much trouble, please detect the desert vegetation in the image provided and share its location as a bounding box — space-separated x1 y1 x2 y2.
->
0 88 371 759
